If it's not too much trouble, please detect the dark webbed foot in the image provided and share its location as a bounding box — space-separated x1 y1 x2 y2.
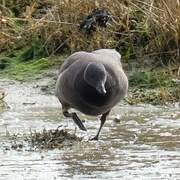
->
89 135 99 141
63 111 87 131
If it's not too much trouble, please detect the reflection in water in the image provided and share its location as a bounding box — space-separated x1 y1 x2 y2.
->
0 103 180 179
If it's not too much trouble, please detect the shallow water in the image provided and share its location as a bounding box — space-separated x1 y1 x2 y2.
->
0 80 180 180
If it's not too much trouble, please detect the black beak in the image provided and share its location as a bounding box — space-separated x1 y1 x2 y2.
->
96 83 106 95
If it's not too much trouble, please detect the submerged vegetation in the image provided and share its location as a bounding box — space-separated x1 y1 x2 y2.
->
28 128 82 150
3 129 82 151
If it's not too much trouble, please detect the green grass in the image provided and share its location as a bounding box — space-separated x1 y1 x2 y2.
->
0 45 67 81
0 58 52 81
129 71 175 88
0 54 64 81
127 70 180 105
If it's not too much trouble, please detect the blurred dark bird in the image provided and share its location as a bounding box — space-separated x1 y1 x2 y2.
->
55 49 128 140
80 9 111 34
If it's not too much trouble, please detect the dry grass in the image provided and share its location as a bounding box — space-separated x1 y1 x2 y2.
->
0 0 180 66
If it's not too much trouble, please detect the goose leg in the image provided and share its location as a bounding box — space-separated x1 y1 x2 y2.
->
63 110 87 131
90 110 110 141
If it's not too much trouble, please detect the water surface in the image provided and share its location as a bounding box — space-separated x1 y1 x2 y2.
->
0 79 180 179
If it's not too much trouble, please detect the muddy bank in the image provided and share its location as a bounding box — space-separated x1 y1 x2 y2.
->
0 73 58 109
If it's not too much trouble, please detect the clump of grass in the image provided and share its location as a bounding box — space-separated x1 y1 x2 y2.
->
2 128 82 151
27 128 82 150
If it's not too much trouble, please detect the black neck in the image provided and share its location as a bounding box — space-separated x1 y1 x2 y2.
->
74 71 112 107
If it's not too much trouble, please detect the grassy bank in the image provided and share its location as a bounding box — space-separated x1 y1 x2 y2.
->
0 0 179 65
0 48 65 81
127 70 180 105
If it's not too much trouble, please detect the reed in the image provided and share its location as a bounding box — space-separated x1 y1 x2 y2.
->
0 0 179 66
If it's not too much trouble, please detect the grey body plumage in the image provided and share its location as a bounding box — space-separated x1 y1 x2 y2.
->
55 49 128 140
